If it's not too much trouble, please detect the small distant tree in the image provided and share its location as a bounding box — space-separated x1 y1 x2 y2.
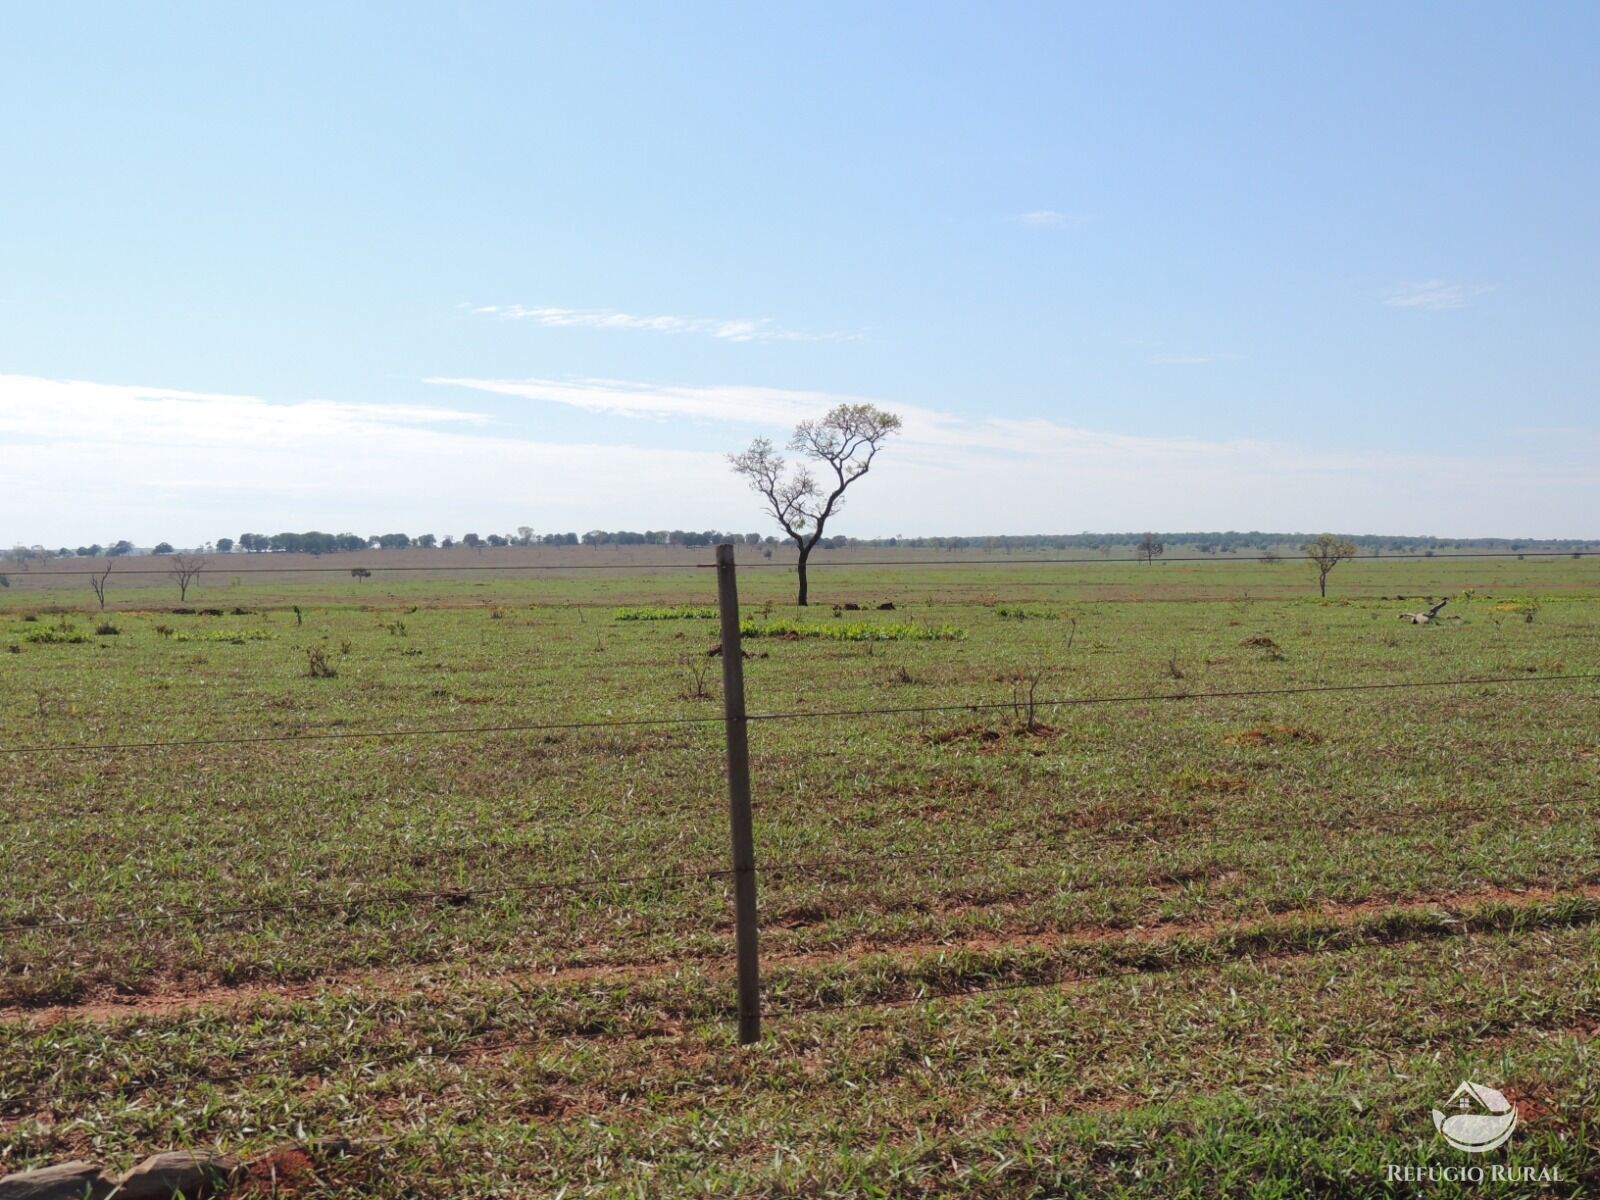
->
108 540 135 557
1137 533 1165 565
89 561 113 610
516 526 534 546
1303 533 1357 597
729 403 902 605
350 567 372 580
215 537 234 553
151 542 174 555
168 553 204 601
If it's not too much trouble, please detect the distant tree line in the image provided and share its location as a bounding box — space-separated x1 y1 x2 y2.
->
222 529 794 553
6 528 1597 564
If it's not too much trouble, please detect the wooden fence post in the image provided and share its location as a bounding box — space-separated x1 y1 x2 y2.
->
714 542 762 1044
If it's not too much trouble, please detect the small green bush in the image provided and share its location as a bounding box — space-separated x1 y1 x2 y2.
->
173 628 273 645
613 606 718 621
993 605 1061 620
25 622 88 644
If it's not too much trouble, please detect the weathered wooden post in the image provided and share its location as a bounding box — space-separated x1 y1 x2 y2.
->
714 542 762 1043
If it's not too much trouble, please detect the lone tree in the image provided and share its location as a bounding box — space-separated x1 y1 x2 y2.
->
1137 533 1165 565
1303 533 1357 597
168 553 205 601
730 403 901 605
88 561 113 610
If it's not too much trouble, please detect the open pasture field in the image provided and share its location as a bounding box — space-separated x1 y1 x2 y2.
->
3 552 1599 1196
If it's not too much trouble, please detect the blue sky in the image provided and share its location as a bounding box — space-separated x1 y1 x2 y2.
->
3 2 1597 545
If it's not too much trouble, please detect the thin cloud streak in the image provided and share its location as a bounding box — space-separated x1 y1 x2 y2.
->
1383 281 1494 310
471 304 859 344
1015 209 1095 228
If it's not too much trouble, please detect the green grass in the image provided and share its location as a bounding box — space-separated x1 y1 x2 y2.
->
1 553 1598 1194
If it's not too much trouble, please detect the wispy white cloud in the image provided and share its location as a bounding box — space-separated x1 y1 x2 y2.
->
424 376 827 426
0 375 724 545
4 373 1596 546
470 304 858 344
1015 210 1094 229
1383 280 1494 310
427 375 1600 537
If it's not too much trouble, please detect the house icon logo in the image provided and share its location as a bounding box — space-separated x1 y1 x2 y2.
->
1433 1082 1518 1153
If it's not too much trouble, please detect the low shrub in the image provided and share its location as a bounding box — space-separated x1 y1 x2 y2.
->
25 621 88 644
613 606 718 621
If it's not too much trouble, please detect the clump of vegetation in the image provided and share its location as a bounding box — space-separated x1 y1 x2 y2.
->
94 622 120 636
305 647 337 678
993 605 1061 620
739 619 963 642
174 629 273 644
614 606 718 621
24 618 88 644
154 624 174 638
385 620 408 636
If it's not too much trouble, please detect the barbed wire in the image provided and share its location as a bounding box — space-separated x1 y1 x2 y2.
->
3 671 1593 758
